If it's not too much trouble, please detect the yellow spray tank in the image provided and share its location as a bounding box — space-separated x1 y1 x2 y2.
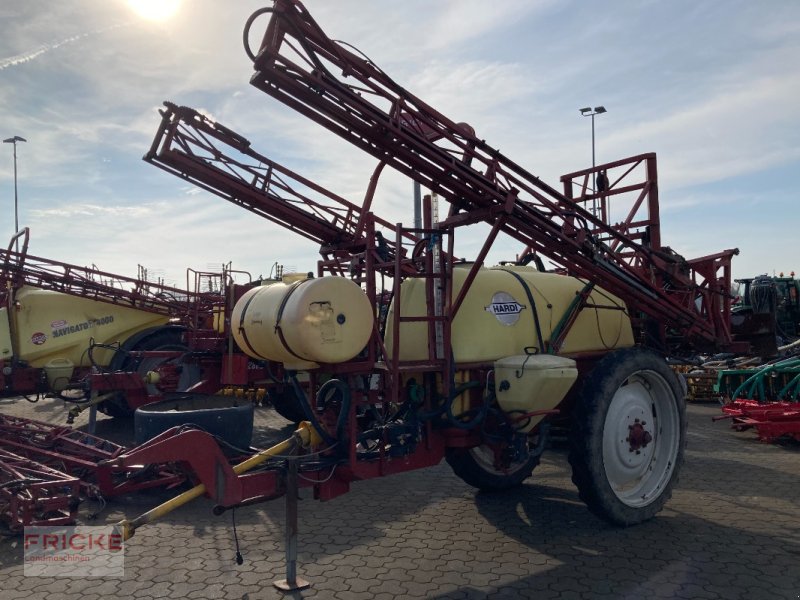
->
7 286 171 391
385 264 635 428
231 274 374 370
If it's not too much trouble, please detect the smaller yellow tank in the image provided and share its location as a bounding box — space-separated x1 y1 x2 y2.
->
494 354 578 432
43 358 75 392
231 275 374 370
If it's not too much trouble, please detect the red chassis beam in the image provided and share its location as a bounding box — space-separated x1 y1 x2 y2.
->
85 351 290 412
101 420 447 508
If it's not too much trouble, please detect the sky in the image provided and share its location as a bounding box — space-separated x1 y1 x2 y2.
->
1 0 798 288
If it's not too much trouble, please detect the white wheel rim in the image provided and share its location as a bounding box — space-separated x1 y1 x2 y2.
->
602 370 680 508
469 444 530 476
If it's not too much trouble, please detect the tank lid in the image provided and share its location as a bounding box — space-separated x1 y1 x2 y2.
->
282 272 312 284
494 354 577 370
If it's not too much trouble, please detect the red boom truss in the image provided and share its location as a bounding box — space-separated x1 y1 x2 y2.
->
1 228 221 326
145 103 420 275
244 0 741 353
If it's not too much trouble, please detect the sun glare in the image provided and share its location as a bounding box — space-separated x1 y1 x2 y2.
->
127 0 181 22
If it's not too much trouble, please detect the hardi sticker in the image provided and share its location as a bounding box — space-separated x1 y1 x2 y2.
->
50 320 67 329
31 332 47 345
485 292 526 326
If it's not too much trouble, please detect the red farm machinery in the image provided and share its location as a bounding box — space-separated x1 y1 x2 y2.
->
0 228 284 531
3 0 776 588
102 1 770 583
0 224 322 422
0 219 326 531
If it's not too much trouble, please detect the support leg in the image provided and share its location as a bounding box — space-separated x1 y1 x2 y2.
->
88 404 98 435
273 456 310 592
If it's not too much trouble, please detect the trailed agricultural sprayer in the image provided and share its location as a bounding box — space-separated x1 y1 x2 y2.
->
112 0 768 583
0 228 289 419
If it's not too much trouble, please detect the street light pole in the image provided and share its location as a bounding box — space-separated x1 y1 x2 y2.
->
578 106 606 216
3 135 27 252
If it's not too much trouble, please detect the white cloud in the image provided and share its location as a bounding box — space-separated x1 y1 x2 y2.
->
426 0 557 50
30 203 152 219
1 0 798 286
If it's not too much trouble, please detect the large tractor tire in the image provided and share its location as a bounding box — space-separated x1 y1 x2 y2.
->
446 442 541 491
100 327 201 418
568 347 686 526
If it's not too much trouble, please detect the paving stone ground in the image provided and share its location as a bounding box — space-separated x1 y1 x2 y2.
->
0 396 798 599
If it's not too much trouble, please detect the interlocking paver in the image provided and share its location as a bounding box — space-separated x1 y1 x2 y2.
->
1 400 799 599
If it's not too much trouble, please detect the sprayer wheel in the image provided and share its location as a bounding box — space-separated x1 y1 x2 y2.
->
100 328 200 418
446 443 540 491
568 347 686 526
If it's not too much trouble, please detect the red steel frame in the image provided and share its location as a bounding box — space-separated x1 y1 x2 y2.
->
0 414 186 499
720 399 800 443
247 0 742 354
560 157 739 349
0 0 759 534
144 102 421 274
0 448 80 531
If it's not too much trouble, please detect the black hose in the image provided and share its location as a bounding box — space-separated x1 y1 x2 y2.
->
173 423 255 456
243 7 274 62
264 360 282 385
497 268 546 352
415 380 477 421
289 375 336 447
444 381 489 430
517 252 546 273
316 379 351 444
87 341 126 372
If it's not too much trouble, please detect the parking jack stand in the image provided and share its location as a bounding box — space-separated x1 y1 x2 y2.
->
88 402 98 435
274 456 310 592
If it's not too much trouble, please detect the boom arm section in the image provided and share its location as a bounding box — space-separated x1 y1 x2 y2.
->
245 0 740 352
0 228 217 321
144 103 419 271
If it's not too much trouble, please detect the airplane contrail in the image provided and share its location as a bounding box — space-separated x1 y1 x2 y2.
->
0 23 130 71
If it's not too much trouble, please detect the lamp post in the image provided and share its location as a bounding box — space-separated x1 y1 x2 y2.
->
3 135 26 252
579 106 606 216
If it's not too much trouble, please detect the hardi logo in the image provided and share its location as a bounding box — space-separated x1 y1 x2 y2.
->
485 292 526 325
